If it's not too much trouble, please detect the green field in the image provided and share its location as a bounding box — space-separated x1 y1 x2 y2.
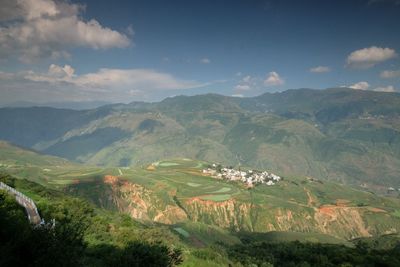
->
200 194 232 201
2 143 400 242
173 227 190 238
237 231 353 247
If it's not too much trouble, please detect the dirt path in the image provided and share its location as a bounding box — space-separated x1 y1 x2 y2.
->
304 187 317 206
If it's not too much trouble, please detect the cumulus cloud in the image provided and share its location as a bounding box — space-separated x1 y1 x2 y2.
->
380 69 400 78
0 71 15 80
346 46 397 69
22 64 203 90
24 64 75 83
348 81 370 90
373 85 396 92
0 64 206 103
234 72 284 93
234 84 251 91
345 81 396 93
242 75 251 83
264 71 284 86
200 58 211 64
233 75 256 93
309 66 331 73
0 0 131 62
74 68 202 90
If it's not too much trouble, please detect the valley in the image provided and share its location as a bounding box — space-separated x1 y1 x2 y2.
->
2 0 400 265
2 142 400 242
1 88 399 194
1 89 400 266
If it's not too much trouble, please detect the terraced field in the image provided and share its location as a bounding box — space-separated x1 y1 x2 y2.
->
2 143 400 241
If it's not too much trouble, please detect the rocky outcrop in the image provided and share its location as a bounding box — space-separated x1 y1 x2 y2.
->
100 176 400 240
183 197 253 231
104 175 187 224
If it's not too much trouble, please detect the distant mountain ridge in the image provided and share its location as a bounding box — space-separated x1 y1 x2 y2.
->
1 100 112 110
0 88 399 191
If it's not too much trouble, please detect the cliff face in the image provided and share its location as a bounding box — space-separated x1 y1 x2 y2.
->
182 197 398 239
100 176 400 240
183 197 253 231
103 175 187 224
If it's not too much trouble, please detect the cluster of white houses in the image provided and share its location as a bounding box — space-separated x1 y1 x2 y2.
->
203 164 282 187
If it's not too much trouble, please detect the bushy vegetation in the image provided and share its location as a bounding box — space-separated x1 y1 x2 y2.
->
0 191 86 266
227 241 400 267
2 172 400 267
0 174 183 267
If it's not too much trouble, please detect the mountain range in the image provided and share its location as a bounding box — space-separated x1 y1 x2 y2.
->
1 87 399 193
2 87 400 266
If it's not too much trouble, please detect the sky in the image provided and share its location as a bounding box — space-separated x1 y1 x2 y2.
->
0 0 400 104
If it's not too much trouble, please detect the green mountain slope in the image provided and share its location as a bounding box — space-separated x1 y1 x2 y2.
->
67 158 400 240
0 141 75 168
2 145 399 241
3 165 400 267
0 88 400 191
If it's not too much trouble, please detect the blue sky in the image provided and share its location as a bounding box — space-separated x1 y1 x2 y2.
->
0 0 400 104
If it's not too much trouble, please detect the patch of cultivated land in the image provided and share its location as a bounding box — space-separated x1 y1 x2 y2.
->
199 194 232 201
2 155 400 240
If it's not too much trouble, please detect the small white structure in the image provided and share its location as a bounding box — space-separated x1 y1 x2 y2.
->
266 180 275 186
203 164 282 187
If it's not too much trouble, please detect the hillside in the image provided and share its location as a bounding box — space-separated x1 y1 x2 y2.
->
65 158 400 240
2 143 400 266
2 145 400 241
0 141 74 167
3 171 400 267
0 88 400 192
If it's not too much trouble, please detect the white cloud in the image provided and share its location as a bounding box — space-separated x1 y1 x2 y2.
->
1 64 206 103
233 75 256 92
49 64 75 78
234 72 284 92
309 66 331 73
24 64 75 83
0 0 60 21
74 68 202 90
242 75 251 83
264 71 284 86
346 46 397 69
380 69 400 78
200 58 211 64
348 81 370 90
231 94 244 98
0 71 15 80
23 64 203 90
344 81 397 93
234 85 251 91
0 0 131 62
373 85 396 92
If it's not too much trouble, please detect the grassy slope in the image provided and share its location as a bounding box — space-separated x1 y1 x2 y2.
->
2 174 355 267
2 143 399 240
2 145 400 265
